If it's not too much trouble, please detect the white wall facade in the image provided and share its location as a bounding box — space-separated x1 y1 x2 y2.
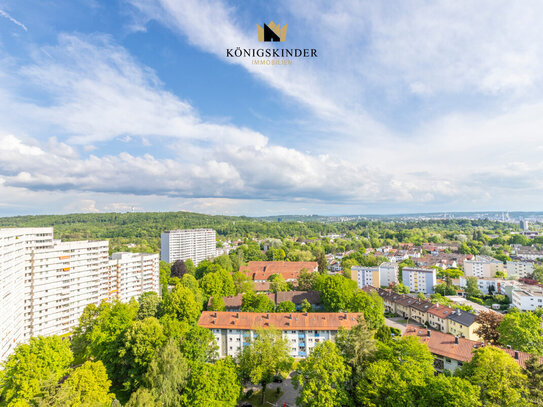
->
161 228 216 265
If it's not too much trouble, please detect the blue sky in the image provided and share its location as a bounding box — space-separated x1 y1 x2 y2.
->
0 0 543 216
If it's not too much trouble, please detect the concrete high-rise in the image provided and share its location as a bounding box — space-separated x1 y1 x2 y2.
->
0 227 159 363
161 228 217 265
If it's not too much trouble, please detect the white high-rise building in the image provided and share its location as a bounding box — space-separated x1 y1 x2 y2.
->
507 260 535 279
351 266 380 288
0 227 160 362
402 267 437 294
379 262 399 286
109 252 160 303
464 256 505 278
161 228 216 265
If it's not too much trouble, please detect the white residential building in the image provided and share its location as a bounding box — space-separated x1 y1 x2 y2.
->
198 311 360 358
507 260 535 279
402 267 437 294
109 252 160 302
351 266 380 288
379 262 399 286
161 228 217 265
1 227 160 362
458 277 514 296
512 287 543 311
464 256 504 278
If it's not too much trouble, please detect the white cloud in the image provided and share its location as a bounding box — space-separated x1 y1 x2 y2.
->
0 9 27 31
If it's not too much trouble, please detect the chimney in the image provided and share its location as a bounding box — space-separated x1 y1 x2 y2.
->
514 351 519 360
454 336 459 344
427 330 431 337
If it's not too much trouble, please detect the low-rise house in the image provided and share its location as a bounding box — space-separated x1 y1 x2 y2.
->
447 309 480 340
395 295 417 318
404 325 540 373
409 299 433 324
198 311 361 358
427 304 454 333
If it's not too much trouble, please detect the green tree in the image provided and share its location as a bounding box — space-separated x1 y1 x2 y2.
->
420 375 481 407
350 290 385 329
525 354 543 405
185 258 196 275
317 274 357 312
209 295 226 311
268 273 289 292
238 329 293 404
137 291 161 319
71 303 101 364
297 268 317 291
241 291 275 312
335 317 376 376
232 271 255 294
118 317 167 391
180 325 218 363
213 254 233 272
498 312 543 354
162 284 202 324
275 300 296 312
141 338 189 407
355 336 434 406
465 277 483 298
0 336 73 405
391 282 410 294
125 387 160 407
316 251 328 273
458 346 527 406
294 341 351 407
181 358 241 406
533 265 543 284
300 298 313 312
48 361 115 407
200 268 236 300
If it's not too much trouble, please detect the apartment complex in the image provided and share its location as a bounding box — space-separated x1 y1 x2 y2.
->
351 262 399 289
463 256 504 278
160 228 217 265
507 260 535 278
0 227 159 363
198 311 360 358
351 266 380 288
402 267 437 294
512 286 543 311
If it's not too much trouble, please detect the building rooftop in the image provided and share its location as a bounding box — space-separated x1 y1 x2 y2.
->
427 303 454 319
404 325 541 369
447 309 476 326
198 311 361 331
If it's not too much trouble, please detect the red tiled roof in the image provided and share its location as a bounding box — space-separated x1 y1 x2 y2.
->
404 325 541 368
427 304 454 319
240 261 318 281
198 311 361 331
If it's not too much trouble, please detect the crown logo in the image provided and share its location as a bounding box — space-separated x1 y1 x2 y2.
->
257 21 287 42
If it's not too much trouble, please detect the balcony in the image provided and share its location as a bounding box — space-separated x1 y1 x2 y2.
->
298 351 306 357
298 333 305 338
299 342 305 347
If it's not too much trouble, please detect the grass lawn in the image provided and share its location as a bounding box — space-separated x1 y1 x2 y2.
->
240 387 283 407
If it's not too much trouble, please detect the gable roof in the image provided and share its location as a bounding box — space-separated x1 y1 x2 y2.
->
447 309 477 326
404 325 541 369
427 303 454 319
198 311 361 331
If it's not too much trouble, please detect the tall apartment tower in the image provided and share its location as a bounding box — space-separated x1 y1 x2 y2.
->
0 227 160 363
161 228 217 265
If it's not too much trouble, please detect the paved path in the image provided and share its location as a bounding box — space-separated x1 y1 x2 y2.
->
273 378 298 407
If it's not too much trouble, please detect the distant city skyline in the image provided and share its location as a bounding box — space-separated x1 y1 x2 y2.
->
1 1 543 216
